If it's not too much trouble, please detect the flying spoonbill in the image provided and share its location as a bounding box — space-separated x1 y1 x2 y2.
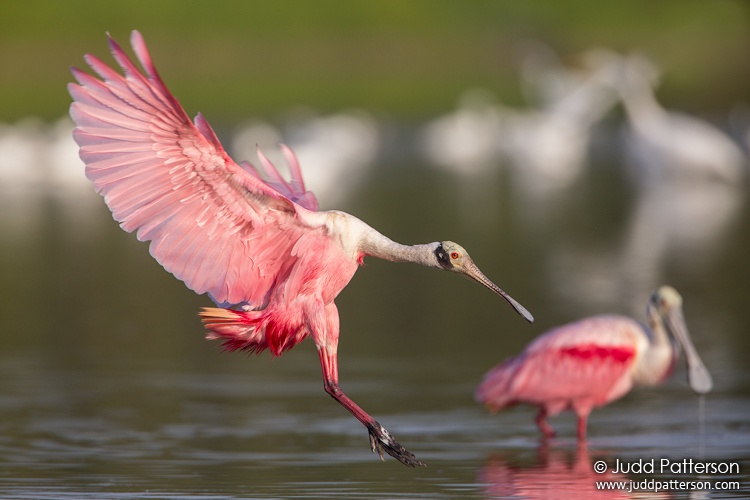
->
69 31 534 467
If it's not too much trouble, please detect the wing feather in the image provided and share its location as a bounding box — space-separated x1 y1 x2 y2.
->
69 30 322 307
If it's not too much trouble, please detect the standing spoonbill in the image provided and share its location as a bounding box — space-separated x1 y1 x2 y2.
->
68 31 534 467
476 286 712 441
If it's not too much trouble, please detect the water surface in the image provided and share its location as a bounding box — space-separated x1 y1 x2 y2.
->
1 124 748 498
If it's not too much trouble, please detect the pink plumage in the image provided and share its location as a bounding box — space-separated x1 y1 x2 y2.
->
477 316 641 439
69 31 534 466
70 31 321 310
476 287 713 440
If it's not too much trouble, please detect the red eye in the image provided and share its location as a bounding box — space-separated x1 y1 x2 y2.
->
450 252 460 259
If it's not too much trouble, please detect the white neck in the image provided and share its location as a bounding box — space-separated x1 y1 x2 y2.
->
619 72 667 129
632 306 675 386
360 229 438 267
320 210 439 268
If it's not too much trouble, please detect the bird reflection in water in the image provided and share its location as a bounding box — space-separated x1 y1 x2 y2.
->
479 442 672 499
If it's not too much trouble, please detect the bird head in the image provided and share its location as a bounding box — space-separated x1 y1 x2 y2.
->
649 285 682 315
434 241 534 323
648 285 713 395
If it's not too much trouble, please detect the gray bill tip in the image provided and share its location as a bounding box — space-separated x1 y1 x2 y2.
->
504 294 534 323
465 262 534 323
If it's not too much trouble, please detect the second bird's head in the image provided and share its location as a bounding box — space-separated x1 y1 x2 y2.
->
432 241 534 323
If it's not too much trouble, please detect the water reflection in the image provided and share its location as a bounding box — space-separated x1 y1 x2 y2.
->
546 152 746 316
1 350 748 498
616 180 744 310
479 443 648 499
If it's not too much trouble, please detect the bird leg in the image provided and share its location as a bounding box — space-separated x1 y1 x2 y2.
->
576 413 589 442
535 408 556 439
317 347 425 467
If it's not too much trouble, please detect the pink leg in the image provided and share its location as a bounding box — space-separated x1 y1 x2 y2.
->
576 413 589 442
535 408 556 439
317 347 424 467
313 303 424 466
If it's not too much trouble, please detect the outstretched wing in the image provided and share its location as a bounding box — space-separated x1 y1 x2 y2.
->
69 30 321 306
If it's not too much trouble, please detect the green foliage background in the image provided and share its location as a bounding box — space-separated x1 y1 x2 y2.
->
1 0 748 122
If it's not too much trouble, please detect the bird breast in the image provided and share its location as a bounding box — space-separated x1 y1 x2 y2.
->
319 210 381 263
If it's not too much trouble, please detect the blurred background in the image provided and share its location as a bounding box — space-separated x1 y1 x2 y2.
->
1 1 749 498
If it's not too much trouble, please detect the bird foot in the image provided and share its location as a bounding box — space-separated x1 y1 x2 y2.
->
366 421 425 467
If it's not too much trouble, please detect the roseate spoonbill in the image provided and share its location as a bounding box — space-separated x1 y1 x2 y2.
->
68 31 533 467
476 286 712 440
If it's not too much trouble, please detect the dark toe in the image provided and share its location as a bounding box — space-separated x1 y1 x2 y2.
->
367 421 426 467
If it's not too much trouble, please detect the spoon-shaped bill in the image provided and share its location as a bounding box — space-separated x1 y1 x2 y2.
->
665 307 713 394
463 262 534 323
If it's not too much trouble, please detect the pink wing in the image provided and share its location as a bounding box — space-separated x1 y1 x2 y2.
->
477 315 642 410
69 31 320 306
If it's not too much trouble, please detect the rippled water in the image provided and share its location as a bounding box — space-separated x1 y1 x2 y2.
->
0 351 748 499
1 123 749 498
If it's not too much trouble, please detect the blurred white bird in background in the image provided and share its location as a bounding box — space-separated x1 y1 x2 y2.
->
0 117 96 240
419 88 506 177
419 45 621 206
0 119 47 239
500 47 621 198
613 53 748 184
231 110 380 209
282 109 380 208
546 51 747 312
614 53 746 304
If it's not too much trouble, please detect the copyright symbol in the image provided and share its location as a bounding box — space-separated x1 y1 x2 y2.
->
594 460 607 473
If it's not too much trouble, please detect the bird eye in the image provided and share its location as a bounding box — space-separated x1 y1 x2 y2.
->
450 252 460 260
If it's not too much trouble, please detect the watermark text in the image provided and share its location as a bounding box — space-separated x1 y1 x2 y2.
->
593 458 742 494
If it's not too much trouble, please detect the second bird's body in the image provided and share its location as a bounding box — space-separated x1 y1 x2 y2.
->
476 286 712 440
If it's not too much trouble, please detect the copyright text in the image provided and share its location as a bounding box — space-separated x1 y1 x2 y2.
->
595 458 739 475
